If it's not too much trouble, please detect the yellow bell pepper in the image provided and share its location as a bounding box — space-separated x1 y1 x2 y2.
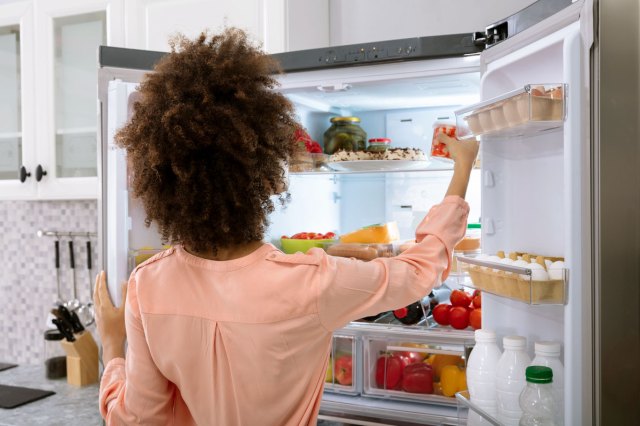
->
440 365 467 397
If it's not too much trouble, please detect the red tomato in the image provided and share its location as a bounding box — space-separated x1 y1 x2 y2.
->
450 290 472 308
281 235 289 239
449 307 470 329
402 363 434 394
469 309 482 330
432 304 452 326
375 354 404 390
472 290 481 298
325 232 336 239
312 235 325 239
472 294 481 309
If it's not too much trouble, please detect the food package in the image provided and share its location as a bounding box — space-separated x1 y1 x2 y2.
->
340 222 400 244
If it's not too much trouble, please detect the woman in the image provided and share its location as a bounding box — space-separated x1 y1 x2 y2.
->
94 28 478 425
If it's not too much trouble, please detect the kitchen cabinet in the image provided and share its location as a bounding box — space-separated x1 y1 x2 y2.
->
0 0 124 200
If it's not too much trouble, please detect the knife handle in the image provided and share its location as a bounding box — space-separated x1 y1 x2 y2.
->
69 240 75 269
55 240 60 269
86 241 92 270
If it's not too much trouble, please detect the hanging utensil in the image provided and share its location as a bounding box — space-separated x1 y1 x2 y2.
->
66 240 81 311
76 239 95 327
54 240 63 304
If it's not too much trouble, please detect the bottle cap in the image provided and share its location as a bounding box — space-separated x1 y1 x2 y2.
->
393 307 408 319
44 329 64 341
535 341 561 356
474 329 496 343
525 365 553 384
503 335 527 350
467 223 481 229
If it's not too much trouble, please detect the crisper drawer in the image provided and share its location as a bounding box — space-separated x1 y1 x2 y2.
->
325 333 361 395
362 330 473 406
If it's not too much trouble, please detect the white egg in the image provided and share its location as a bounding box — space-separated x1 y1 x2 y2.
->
548 260 566 280
544 259 553 269
528 263 550 281
500 257 515 274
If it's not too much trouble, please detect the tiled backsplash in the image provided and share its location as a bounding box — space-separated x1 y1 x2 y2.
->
0 200 99 365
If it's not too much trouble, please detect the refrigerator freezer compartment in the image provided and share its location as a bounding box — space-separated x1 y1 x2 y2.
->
325 333 361 395
455 390 502 426
455 84 566 140
362 331 473 406
455 255 567 305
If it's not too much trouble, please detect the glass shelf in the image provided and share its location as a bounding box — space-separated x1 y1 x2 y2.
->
455 84 566 141
455 255 567 305
456 390 503 426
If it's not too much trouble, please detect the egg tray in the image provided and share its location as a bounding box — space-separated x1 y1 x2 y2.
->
466 266 564 304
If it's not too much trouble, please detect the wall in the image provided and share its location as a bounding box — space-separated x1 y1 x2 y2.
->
0 200 98 364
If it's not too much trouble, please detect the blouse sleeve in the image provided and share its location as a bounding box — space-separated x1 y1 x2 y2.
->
99 274 176 424
315 195 469 331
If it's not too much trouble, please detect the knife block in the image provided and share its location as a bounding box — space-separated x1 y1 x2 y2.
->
60 331 99 387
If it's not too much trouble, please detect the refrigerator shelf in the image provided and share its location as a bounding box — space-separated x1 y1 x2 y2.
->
455 255 567 305
454 84 566 141
455 390 503 426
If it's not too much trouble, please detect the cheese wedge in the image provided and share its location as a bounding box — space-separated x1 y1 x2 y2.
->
340 222 400 244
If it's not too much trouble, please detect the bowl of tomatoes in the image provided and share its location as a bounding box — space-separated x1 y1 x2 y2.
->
280 232 337 254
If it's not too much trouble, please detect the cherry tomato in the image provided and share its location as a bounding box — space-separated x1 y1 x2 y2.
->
469 309 482 330
449 307 470 329
450 290 472 307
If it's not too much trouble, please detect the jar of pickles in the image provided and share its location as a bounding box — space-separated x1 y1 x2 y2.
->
367 138 391 152
323 116 367 154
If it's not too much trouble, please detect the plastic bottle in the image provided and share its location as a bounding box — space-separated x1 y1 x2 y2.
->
496 336 531 425
519 366 555 426
392 301 424 325
530 341 564 425
466 329 502 417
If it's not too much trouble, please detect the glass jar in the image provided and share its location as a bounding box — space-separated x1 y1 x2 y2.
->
44 329 67 379
323 116 367 154
431 119 456 161
367 138 391 152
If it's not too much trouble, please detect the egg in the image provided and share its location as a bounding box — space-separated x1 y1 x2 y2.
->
548 260 566 280
500 257 515 274
528 262 550 281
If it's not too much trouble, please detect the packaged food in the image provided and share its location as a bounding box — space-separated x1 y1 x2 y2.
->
326 242 395 261
340 222 400 244
323 116 367 154
431 120 456 161
367 138 391 152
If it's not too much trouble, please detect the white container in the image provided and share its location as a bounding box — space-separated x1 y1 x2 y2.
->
519 366 555 426
496 336 531 426
466 329 502 416
531 341 564 425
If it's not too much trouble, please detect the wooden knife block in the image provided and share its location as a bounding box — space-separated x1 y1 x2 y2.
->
60 331 99 387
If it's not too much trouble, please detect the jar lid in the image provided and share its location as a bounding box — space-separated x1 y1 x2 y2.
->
368 138 391 144
330 116 361 123
44 329 64 341
535 341 561 356
474 329 496 343
467 223 481 229
525 365 553 384
503 335 527 349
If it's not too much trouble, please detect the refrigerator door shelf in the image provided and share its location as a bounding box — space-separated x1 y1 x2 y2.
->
455 255 567 305
455 390 502 426
454 84 566 141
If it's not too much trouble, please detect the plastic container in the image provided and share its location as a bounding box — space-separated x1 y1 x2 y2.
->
496 336 531 425
323 116 367 154
325 334 360 395
452 223 481 274
431 120 456 161
519 366 555 426
325 242 395 261
367 138 391 152
466 329 502 416
44 330 67 379
531 341 564 425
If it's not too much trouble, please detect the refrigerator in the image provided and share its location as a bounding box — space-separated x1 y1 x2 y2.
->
97 0 640 424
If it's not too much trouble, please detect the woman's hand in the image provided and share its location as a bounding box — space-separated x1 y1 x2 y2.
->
94 271 128 363
438 133 479 199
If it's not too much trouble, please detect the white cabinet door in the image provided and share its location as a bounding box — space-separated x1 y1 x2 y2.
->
0 2 36 200
34 0 124 200
125 0 286 53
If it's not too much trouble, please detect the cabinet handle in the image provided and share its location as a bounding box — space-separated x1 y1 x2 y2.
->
19 166 31 183
35 165 48 182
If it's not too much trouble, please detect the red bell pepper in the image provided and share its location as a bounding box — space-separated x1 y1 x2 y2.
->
402 362 434 394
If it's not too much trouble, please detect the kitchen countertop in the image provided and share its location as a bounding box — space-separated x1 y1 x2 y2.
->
0 365 101 426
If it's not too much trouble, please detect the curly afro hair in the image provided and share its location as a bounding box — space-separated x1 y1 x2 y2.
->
116 28 298 254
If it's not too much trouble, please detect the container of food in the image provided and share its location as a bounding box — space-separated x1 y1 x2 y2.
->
325 242 395 261
323 116 367 154
431 120 456 161
367 138 391 152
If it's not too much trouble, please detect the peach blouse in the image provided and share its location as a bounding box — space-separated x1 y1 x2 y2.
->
99 195 469 425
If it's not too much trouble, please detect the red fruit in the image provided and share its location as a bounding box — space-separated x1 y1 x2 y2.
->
473 290 481 298
375 354 404 389
450 289 472 308
325 232 336 239
313 235 326 239
334 355 353 386
470 309 482 330
281 235 289 239
402 363 434 394
449 306 470 329
472 294 481 309
432 304 452 326
397 351 422 366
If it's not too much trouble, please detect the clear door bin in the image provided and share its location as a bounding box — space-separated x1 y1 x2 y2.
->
455 254 567 305
363 330 473 405
325 333 361 395
455 84 566 140
456 390 502 426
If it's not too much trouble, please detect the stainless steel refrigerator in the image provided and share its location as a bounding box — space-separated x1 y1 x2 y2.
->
97 0 640 423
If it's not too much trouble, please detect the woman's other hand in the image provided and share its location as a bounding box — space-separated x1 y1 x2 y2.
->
94 271 128 363
436 132 479 169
